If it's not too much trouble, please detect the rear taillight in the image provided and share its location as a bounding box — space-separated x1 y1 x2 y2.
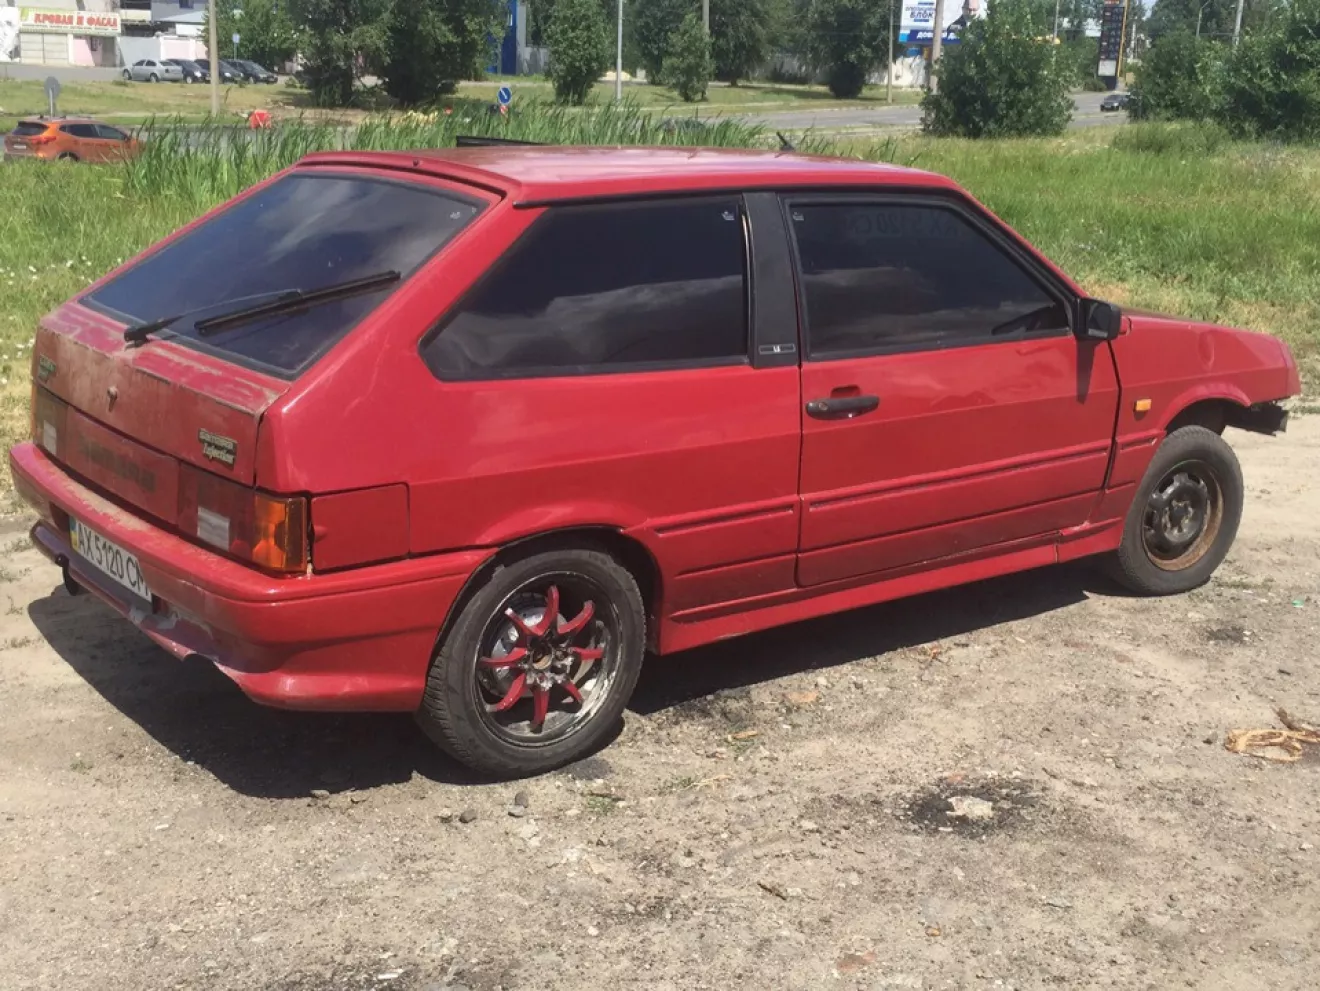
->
178 466 308 574
27 132 57 146
32 385 68 459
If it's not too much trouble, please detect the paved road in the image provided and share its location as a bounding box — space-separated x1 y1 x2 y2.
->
742 91 1120 131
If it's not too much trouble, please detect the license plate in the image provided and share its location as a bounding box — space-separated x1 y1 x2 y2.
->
69 518 153 602
11 143 27 151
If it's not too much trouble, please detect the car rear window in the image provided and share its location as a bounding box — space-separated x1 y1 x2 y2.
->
12 122 48 137
84 173 482 377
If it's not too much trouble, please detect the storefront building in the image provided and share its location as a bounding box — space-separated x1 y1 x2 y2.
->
1 2 122 67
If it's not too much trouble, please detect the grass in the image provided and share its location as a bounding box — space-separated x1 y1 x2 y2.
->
0 77 919 134
0 118 1317 503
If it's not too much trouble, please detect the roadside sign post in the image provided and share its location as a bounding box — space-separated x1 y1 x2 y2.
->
232 32 240 59
497 86 512 106
44 76 60 117
208 0 220 116
615 0 623 103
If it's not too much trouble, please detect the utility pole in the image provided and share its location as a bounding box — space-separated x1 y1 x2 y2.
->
929 0 946 93
616 0 623 102
208 0 220 117
886 0 894 104
1052 0 1061 42
702 0 709 32
1232 0 1244 45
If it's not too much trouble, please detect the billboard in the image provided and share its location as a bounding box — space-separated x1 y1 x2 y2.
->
1096 0 1128 77
17 8 122 36
900 0 984 46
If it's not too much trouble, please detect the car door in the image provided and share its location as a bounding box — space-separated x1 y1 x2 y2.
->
787 193 1119 587
413 193 803 618
93 124 131 163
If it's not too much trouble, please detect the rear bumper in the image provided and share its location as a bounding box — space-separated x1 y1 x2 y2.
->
10 441 491 712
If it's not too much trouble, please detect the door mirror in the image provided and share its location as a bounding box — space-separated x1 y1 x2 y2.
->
1081 299 1121 341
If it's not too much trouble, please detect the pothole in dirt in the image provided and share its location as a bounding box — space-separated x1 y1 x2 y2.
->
899 776 1040 837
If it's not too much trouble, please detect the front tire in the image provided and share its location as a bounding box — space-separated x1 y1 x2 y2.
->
417 546 646 778
1108 425 1244 595
148 73 159 82
122 69 132 81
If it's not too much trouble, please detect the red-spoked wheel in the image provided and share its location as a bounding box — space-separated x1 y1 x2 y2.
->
417 546 645 777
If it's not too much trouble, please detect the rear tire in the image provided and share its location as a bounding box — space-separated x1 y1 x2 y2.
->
148 73 159 82
122 69 132 81
1107 425 1243 595
56 152 79 162
416 546 646 778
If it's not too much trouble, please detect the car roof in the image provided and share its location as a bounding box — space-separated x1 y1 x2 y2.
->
19 116 102 126
294 145 959 204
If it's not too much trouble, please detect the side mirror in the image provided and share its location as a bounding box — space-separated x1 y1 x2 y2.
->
1081 299 1121 341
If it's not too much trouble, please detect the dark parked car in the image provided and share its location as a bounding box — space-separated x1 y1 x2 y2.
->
231 59 278 84
196 58 241 83
1101 92 1130 112
10 147 1300 778
164 58 209 84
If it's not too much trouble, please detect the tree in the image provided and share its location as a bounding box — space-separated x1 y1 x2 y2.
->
711 0 774 85
1217 0 1320 141
633 0 688 81
547 0 611 103
663 10 714 100
209 0 301 71
801 0 895 98
380 0 503 106
291 0 390 107
1128 30 1225 120
921 0 1072 137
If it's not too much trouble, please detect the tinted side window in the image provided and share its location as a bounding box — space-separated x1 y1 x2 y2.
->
62 124 97 138
789 201 1069 358
423 198 748 379
96 125 129 141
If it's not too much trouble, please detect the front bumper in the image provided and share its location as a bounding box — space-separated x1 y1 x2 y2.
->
10 441 492 711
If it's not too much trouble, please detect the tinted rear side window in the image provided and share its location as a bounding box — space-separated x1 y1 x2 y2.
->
12 122 48 137
423 197 748 379
85 173 482 377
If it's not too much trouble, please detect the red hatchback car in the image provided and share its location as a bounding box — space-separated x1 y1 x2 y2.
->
9 147 1299 776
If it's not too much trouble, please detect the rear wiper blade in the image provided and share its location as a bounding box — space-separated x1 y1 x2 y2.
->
121 270 401 345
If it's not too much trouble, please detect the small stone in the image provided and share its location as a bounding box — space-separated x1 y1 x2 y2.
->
815 676 830 688
311 789 330 800
784 690 819 707
508 805 528 818
835 951 876 975
1043 897 1073 910
517 822 540 842
436 809 455 823
1301 842 1314 852
786 886 805 899
1278 668 1293 676
946 796 995 821
459 808 478 824
513 789 530 808
350 793 368 804
586 925 600 937
1204 736 1216 745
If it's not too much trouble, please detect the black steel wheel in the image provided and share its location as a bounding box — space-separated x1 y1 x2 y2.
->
1108 425 1243 595
417 545 645 778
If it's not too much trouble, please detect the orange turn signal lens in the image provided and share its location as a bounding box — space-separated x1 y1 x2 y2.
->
250 491 308 572
178 465 308 574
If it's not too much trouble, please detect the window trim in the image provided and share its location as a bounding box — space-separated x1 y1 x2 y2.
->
80 172 487 381
419 194 755 383
781 191 1078 363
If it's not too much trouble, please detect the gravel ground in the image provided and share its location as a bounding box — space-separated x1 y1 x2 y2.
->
1 418 1317 991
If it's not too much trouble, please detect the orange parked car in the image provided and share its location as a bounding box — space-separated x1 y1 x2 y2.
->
3 117 141 164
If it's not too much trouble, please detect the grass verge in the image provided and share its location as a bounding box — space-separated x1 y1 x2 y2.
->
1 119 1316 503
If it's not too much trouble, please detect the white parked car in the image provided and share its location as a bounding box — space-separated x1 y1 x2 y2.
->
122 59 184 83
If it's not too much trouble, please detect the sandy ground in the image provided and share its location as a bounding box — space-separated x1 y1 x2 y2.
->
0 418 1317 991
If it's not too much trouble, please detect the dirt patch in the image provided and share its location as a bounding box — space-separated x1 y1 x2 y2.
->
901 775 1040 837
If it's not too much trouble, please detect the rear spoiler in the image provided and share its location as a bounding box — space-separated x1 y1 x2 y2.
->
454 135 545 148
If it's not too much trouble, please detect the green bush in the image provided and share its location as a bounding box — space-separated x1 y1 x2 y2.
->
1128 30 1225 121
380 0 505 106
632 0 688 82
1217 0 1320 142
294 0 391 108
546 0 612 104
711 0 775 85
921 0 1072 138
801 0 894 98
663 12 715 102
1110 120 1231 155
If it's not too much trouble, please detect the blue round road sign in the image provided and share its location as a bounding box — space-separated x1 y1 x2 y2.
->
497 86 512 106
